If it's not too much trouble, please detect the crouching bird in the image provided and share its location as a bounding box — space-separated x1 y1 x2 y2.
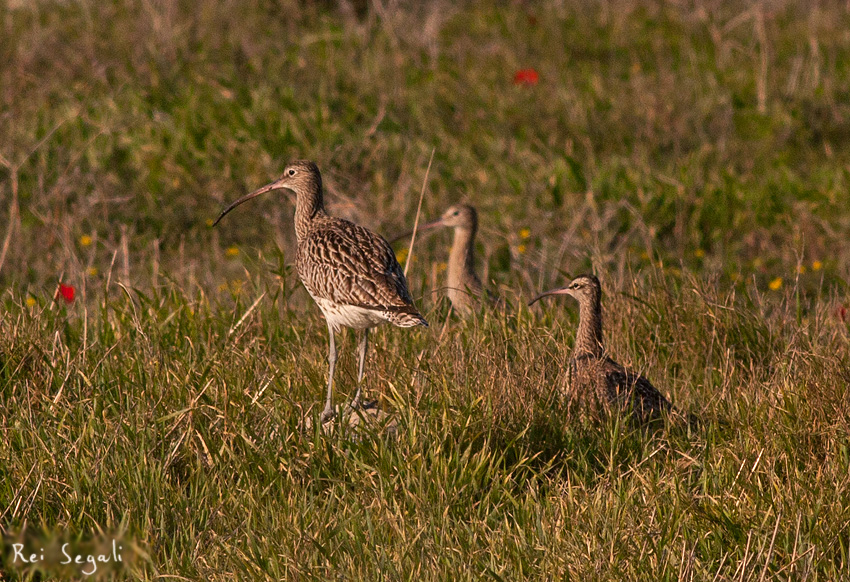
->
530 274 680 423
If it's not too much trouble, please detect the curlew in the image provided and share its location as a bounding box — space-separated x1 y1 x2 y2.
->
214 161 428 423
397 204 484 316
529 274 674 422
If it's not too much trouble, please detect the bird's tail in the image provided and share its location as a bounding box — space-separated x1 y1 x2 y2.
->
376 304 428 328
390 311 429 328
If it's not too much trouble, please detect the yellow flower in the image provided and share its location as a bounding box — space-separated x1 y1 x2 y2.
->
395 248 409 263
768 277 783 291
517 244 527 255
797 265 806 274
519 228 531 240
205 218 214 227
230 280 244 294
26 296 36 307
812 260 823 271
87 267 98 276
79 234 92 247
225 246 239 257
694 249 705 258
436 262 447 273
640 251 650 260
218 283 229 293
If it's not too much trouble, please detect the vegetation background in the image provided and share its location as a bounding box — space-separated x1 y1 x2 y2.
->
1 0 849 579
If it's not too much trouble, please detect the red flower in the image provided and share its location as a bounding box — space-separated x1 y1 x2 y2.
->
513 68 539 86
57 283 75 304
837 305 848 323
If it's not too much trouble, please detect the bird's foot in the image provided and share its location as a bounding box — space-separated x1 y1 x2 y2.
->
319 406 336 425
346 397 378 415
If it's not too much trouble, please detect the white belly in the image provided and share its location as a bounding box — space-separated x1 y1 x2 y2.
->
313 296 389 332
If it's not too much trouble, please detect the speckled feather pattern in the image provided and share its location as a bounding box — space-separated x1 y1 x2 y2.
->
566 354 672 421
562 275 672 421
296 215 427 330
215 160 426 419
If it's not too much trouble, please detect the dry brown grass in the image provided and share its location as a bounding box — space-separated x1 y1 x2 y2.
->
2 0 850 579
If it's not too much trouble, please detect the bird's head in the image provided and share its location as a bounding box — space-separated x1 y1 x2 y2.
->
389 204 479 243
436 204 477 230
272 160 322 196
528 274 601 306
213 160 322 226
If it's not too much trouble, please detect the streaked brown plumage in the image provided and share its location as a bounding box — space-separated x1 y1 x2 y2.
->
529 274 673 422
214 160 427 422
397 204 484 316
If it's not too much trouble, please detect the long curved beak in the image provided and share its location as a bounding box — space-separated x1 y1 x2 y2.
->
212 179 285 226
528 285 571 306
389 217 445 243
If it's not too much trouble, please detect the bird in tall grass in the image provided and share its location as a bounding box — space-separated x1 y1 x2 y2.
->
530 274 675 422
395 204 485 317
214 161 428 423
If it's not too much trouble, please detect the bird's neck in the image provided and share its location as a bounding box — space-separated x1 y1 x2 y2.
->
294 185 326 242
574 296 604 358
447 226 476 287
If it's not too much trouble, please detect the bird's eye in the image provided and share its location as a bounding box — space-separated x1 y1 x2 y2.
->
287 169 296 177
453 211 460 216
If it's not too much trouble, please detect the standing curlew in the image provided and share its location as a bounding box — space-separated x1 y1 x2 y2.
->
397 204 484 316
529 274 674 422
214 161 428 423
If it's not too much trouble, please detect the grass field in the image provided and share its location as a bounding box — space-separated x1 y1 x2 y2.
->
2 0 850 579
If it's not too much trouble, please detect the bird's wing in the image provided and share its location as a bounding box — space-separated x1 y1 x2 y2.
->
297 219 418 312
603 358 671 416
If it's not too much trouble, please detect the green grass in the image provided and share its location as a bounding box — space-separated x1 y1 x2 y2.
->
2 0 850 579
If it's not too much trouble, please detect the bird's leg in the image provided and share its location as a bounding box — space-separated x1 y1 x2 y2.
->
321 321 338 423
349 328 369 410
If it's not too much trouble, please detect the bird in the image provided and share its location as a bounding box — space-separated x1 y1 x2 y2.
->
395 204 484 316
214 160 428 423
529 274 675 422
